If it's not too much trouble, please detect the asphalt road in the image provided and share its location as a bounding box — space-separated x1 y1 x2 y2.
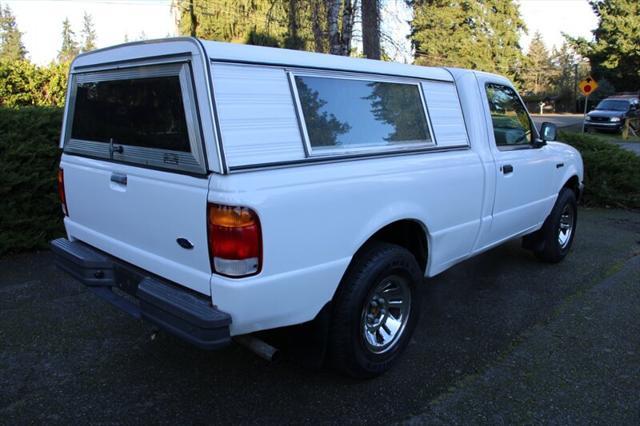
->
531 114 584 129
1 208 639 424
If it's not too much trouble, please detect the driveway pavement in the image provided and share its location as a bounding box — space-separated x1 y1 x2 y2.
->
1 208 639 424
614 141 640 156
531 114 584 130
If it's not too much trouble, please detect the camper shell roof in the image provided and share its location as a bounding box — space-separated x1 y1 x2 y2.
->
70 37 456 82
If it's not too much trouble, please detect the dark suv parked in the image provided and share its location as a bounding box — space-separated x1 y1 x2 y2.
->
585 95 639 133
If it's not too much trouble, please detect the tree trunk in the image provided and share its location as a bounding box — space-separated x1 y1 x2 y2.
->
340 0 355 56
288 0 298 39
312 0 325 52
188 0 197 37
327 0 341 55
361 0 380 59
286 0 301 49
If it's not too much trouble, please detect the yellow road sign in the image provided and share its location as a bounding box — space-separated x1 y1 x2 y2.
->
579 76 598 96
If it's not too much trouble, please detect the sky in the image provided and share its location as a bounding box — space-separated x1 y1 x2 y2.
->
5 0 177 64
4 0 599 66
518 0 598 51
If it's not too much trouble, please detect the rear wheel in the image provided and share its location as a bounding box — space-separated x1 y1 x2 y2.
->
534 188 578 263
329 242 421 378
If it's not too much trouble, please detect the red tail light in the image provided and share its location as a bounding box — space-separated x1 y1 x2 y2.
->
207 203 262 277
57 168 68 216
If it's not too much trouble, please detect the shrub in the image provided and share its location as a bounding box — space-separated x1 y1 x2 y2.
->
0 60 69 108
0 106 64 255
559 131 640 209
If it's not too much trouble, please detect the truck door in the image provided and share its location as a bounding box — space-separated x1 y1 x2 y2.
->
477 79 557 246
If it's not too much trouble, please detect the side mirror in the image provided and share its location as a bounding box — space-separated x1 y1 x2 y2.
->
540 122 557 142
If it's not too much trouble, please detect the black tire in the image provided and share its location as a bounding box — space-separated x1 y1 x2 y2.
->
534 188 578 263
328 242 422 378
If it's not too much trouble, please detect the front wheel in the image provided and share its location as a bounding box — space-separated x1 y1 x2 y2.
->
328 242 421 378
534 188 578 263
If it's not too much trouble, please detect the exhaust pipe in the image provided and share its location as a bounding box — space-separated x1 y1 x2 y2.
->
233 335 279 362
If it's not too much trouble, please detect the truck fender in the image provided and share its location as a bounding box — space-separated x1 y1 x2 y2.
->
347 202 432 276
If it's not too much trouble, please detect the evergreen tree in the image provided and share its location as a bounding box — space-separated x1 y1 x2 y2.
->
174 0 290 46
172 0 355 55
550 42 585 111
484 0 527 81
409 0 526 81
58 18 79 62
80 12 97 52
567 0 640 92
521 32 554 95
0 3 27 61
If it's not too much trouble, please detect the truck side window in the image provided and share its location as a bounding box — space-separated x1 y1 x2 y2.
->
485 83 533 148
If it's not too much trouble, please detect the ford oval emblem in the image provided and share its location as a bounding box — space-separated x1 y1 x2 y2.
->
176 238 194 250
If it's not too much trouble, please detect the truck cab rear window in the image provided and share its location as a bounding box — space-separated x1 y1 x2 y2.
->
71 76 190 152
64 62 206 174
293 75 432 154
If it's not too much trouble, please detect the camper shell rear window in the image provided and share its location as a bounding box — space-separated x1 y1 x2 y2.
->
64 62 206 174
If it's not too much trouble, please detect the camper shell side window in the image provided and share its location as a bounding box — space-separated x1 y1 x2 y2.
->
63 62 207 174
289 72 435 156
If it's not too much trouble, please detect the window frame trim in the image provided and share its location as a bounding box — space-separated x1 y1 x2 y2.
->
63 60 208 175
484 82 541 151
288 69 437 157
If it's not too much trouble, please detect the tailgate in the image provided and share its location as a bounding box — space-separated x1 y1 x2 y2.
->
61 157 212 296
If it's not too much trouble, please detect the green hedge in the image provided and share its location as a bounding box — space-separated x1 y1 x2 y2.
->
0 60 68 107
560 131 640 209
0 106 64 255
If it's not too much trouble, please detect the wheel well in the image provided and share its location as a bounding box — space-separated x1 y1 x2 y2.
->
563 175 581 201
359 220 428 274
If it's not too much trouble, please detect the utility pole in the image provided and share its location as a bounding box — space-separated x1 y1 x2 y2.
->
189 0 197 37
574 63 578 113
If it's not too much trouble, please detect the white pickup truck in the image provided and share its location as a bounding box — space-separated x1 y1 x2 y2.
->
51 38 583 378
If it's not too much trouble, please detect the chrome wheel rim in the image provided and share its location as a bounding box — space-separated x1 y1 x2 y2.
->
361 275 411 354
558 204 574 249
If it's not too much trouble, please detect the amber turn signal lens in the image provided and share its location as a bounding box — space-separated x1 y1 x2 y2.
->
208 204 258 228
